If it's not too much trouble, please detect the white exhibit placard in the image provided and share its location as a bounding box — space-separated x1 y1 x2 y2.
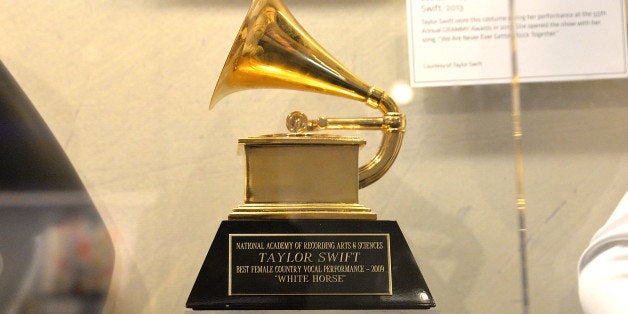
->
406 0 628 87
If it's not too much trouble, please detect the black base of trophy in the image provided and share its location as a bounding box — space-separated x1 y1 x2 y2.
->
186 220 434 310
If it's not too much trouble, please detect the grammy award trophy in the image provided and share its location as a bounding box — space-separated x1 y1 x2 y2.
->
186 0 434 310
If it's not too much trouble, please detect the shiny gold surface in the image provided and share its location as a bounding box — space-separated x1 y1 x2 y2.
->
209 0 371 108
239 133 365 145
210 0 405 189
210 0 407 219
243 138 360 204
229 204 375 220
234 135 376 220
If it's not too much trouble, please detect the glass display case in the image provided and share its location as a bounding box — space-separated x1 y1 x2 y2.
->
0 0 626 313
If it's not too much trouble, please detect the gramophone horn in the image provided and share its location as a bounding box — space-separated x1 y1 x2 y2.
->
210 0 405 188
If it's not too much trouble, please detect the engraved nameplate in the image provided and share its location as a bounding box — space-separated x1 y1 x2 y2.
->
228 234 392 295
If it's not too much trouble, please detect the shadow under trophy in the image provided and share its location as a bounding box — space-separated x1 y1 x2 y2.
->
186 0 434 310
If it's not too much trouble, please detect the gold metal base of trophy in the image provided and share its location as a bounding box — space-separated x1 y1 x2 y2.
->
231 134 375 220
229 203 376 220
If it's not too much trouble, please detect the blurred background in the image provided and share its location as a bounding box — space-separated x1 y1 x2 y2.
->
0 0 626 313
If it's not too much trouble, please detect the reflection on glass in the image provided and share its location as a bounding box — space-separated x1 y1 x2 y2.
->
390 82 414 105
1 209 113 313
0 61 114 313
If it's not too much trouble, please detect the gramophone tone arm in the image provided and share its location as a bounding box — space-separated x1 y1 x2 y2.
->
358 91 405 188
284 89 405 188
286 112 404 132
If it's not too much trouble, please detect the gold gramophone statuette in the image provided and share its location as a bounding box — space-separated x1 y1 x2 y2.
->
209 0 405 220
187 0 434 310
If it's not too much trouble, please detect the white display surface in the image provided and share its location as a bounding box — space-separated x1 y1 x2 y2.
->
407 0 628 86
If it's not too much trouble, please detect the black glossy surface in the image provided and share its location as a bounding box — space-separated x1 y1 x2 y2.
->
187 220 435 310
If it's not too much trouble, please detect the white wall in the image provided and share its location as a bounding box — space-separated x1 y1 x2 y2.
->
0 0 626 313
